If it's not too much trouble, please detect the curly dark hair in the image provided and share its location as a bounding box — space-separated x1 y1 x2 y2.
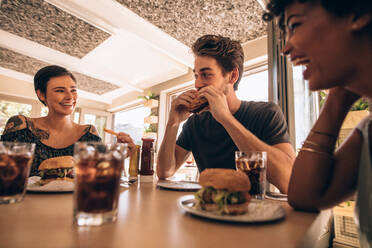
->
192 35 244 91
263 0 372 34
34 65 76 106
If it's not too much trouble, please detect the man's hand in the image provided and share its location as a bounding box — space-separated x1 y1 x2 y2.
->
168 89 197 125
198 86 232 123
117 132 136 157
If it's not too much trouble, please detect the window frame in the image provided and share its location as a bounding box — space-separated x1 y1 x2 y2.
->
237 63 269 102
0 93 44 118
80 107 113 143
158 81 194 151
112 103 149 144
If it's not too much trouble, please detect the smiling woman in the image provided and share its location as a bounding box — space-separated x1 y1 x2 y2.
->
263 1 372 247
0 65 101 176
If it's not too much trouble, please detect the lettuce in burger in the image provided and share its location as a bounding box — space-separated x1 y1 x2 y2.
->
195 168 251 215
38 156 75 185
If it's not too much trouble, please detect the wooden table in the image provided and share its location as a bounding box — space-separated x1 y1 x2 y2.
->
0 180 325 248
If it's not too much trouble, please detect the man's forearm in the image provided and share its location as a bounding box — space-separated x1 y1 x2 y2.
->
156 121 180 179
220 116 295 193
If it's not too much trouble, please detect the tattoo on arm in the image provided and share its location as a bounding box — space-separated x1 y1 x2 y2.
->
87 125 99 136
83 126 90 133
3 116 24 134
27 120 50 140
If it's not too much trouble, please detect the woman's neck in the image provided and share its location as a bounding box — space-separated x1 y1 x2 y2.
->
347 61 372 99
347 38 372 98
43 113 75 132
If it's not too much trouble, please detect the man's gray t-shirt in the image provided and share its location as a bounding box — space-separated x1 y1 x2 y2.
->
176 101 290 172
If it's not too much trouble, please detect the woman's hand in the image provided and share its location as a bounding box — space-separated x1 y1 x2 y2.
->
117 132 136 157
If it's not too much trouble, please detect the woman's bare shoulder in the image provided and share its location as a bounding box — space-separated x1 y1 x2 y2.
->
2 115 28 134
79 124 100 137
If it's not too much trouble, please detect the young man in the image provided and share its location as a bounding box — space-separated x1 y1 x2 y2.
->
156 35 295 193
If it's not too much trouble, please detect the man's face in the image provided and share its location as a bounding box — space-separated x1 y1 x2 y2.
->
193 55 231 94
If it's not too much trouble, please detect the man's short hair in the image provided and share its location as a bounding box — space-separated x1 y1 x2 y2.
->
192 35 244 90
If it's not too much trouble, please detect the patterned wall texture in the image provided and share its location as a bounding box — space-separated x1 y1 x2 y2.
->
116 0 267 47
0 0 110 58
0 47 119 95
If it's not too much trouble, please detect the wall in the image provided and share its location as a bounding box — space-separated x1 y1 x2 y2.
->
243 35 267 62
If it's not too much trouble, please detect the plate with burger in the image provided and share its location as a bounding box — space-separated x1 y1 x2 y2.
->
27 156 75 192
178 169 285 223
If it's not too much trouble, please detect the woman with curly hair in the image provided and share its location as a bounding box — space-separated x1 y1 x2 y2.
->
263 1 372 246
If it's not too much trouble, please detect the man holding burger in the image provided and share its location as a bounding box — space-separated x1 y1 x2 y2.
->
157 35 295 193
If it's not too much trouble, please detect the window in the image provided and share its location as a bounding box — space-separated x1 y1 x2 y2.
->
169 93 188 138
292 66 319 150
114 106 151 145
73 108 81 123
159 83 194 145
83 114 107 142
80 108 112 143
0 100 32 134
40 107 49 117
236 68 268 102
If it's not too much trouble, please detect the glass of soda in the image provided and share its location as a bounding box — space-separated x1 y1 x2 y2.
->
235 151 267 200
0 142 35 204
73 142 128 226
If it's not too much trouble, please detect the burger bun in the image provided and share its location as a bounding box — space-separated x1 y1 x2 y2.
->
199 168 251 192
38 156 75 170
189 95 209 114
37 177 74 186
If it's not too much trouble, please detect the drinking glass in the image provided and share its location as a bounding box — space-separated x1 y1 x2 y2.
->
235 151 267 199
0 142 35 204
73 142 128 226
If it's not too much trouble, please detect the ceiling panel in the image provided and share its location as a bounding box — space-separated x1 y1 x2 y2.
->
0 0 111 58
83 35 189 88
0 47 119 95
116 0 266 47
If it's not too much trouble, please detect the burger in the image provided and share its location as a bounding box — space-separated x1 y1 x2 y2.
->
38 156 75 185
189 94 209 114
194 168 251 215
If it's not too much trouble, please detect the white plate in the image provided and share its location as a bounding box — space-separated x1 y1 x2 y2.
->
27 176 74 192
157 181 202 191
178 195 286 223
265 191 288 202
